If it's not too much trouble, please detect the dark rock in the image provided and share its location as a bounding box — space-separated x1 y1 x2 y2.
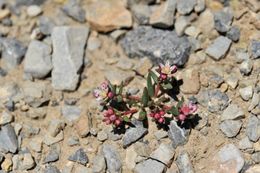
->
0 38 26 70
102 144 122 173
43 145 60 164
214 8 233 33
226 26 240 42
0 124 18 153
44 165 61 173
197 89 229 113
61 0 86 23
16 0 46 6
246 114 260 142
168 121 189 148
0 67 7 77
39 16 56 35
122 120 148 148
68 148 88 166
250 40 260 59
120 26 191 66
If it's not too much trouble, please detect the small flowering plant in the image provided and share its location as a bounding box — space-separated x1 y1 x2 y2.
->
93 61 197 128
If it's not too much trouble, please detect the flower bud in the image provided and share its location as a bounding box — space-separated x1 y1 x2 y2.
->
107 92 114 99
109 114 117 121
107 108 114 115
154 113 160 119
104 119 111 125
178 114 186 121
115 119 121 126
159 111 165 116
160 74 167 80
158 117 164 123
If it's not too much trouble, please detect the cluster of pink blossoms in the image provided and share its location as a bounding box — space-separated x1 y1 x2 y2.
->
149 110 166 124
103 108 122 126
93 81 114 102
178 103 198 122
158 61 177 80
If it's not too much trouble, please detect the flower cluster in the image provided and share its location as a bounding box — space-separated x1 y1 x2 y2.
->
93 61 198 129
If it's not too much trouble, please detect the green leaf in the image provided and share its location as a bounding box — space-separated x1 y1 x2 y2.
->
177 97 184 109
139 110 147 120
168 106 179 116
123 116 131 122
117 95 123 102
117 82 123 95
162 83 173 90
149 71 159 84
147 73 154 97
141 87 149 107
108 81 116 94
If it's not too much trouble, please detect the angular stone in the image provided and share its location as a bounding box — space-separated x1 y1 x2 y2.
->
51 26 89 91
134 159 165 173
61 0 86 23
176 151 194 173
39 16 56 35
240 60 253 75
246 115 260 142
75 115 90 137
249 92 260 111
120 26 191 66
239 86 253 101
97 130 108 142
219 120 242 138
168 121 188 148
150 143 175 165
43 144 60 164
176 0 196 15
197 89 229 113
238 137 253 150
92 155 106 173
122 121 148 148
68 148 88 166
43 131 64 146
48 119 65 137
205 36 232 60
194 0 205 13
226 26 240 42
126 145 138 170
225 75 239 89
86 0 132 32
214 8 233 33
24 40 52 79
0 38 27 70
150 0 176 28
44 165 61 173
245 0 260 12
27 5 42 17
0 124 18 153
174 16 190 36
20 153 35 170
0 111 13 125
102 144 122 173
131 4 150 25
180 68 200 94
245 165 260 173
61 105 81 122
252 152 260 163
249 40 260 59
221 104 244 121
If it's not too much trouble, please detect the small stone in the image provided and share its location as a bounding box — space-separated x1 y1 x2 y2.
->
221 104 244 121
86 0 132 32
208 73 224 88
240 60 253 75
67 136 79 146
134 57 153 76
29 137 42 153
197 10 215 36
214 8 233 33
212 144 244 173
122 121 148 148
120 26 191 66
0 9 10 21
1 157 12 172
205 36 232 60
238 137 253 151
154 130 168 140
102 144 122 173
126 145 138 170
92 155 106 173
68 148 88 166
0 111 13 125
97 131 108 142
248 92 260 111
20 153 35 170
87 36 101 51
197 89 229 113
252 152 260 163
43 145 60 164
43 131 64 146
51 26 89 91
239 86 253 101
48 119 65 137
61 105 81 122
245 165 260 173
149 0 176 28
134 159 165 173
131 4 150 25
194 0 205 13
24 40 52 79
249 40 260 59
75 115 90 137
104 69 135 86
234 48 249 63
174 16 190 36
168 121 188 148
116 58 133 70
61 0 86 23
219 120 242 138
27 5 42 17
44 165 61 173
150 143 175 165
187 51 206 65
180 68 200 94
0 38 27 70
226 26 240 42
184 26 201 38
246 114 260 142
176 0 196 15
0 124 18 153
176 151 194 173
39 16 56 35
225 76 238 89
245 0 260 12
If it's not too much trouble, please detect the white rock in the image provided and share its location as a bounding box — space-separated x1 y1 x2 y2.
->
27 5 42 17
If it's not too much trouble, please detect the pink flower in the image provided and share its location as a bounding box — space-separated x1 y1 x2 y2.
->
188 103 198 113
115 119 122 126
93 81 110 102
178 103 198 122
159 61 177 80
178 114 186 121
180 105 190 116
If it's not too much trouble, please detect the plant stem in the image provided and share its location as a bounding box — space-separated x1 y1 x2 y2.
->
123 109 138 115
154 83 160 97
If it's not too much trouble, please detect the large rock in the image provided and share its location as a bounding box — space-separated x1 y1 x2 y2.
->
214 8 233 33
246 114 260 142
0 38 27 70
0 124 18 153
219 120 242 138
150 143 175 165
51 26 89 91
221 104 244 121
86 0 132 32
168 121 189 148
102 144 122 173
176 151 194 173
120 26 191 66
134 159 165 173
24 40 52 79
61 0 86 23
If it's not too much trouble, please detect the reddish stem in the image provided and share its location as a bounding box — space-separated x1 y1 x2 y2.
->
163 105 171 111
123 109 138 115
154 83 160 97
123 95 141 101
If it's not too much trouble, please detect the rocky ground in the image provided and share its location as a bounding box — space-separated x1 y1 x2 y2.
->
0 0 260 172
